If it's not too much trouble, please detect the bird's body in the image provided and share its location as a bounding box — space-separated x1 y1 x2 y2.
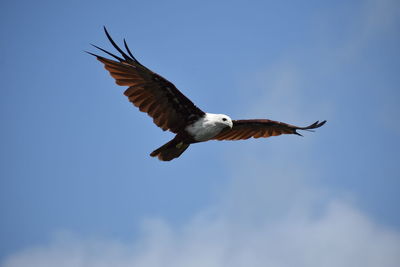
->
186 113 233 142
88 27 326 161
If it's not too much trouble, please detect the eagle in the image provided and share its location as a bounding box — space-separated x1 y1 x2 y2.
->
88 27 326 161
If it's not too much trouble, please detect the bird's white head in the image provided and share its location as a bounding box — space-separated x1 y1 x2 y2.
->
206 113 233 129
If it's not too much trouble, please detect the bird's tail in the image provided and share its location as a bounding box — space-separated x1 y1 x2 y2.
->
150 137 190 161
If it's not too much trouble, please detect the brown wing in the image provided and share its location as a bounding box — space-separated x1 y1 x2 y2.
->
88 27 205 133
213 119 326 140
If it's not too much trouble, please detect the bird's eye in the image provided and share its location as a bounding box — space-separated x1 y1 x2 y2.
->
222 118 227 121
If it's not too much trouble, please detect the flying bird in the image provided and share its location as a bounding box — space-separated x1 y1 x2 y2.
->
88 27 326 161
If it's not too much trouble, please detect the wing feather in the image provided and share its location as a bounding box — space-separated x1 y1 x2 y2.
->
213 119 326 141
235 129 253 140
88 27 205 133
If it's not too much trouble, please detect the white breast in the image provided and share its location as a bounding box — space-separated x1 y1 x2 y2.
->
186 113 231 142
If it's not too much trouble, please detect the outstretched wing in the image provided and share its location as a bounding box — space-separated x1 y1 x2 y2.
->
88 27 205 133
213 119 326 140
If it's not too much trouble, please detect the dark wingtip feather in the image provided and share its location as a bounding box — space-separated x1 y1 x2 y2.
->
123 39 138 61
90 44 124 62
295 120 326 136
303 120 327 130
103 26 132 61
84 50 99 57
319 120 327 127
294 130 304 137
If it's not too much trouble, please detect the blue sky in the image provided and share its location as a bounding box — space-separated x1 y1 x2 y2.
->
1 0 400 266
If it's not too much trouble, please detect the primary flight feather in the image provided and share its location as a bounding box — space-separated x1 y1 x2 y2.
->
88 27 326 161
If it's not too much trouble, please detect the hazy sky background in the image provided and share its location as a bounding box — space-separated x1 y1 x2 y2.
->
1 0 400 266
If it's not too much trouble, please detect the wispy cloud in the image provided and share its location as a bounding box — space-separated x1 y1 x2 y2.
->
362 0 400 37
3 174 400 267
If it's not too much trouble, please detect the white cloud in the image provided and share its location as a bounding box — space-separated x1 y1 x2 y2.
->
3 192 400 267
3 150 400 267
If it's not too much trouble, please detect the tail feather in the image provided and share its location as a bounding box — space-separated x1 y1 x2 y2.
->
150 138 190 161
